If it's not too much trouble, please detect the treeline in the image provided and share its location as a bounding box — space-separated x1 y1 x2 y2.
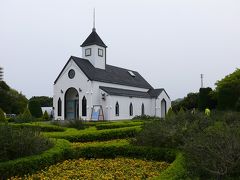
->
0 81 28 114
0 81 53 118
172 69 240 112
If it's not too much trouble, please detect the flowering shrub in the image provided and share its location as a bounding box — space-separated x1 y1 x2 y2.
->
11 158 169 180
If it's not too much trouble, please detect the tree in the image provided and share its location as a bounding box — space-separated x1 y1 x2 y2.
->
42 110 50 121
28 100 42 118
198 87 217 110
29 96 53 107
0 81 28 114
22 108 32 121
172 92 199 112
14 107 33 123
215 69 240 110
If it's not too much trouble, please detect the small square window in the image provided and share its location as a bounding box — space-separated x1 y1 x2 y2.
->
98 48 103 57
85 48 91 56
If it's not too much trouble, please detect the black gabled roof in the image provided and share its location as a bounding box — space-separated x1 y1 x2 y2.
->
99 86 170 99
148 88 170 99
100 86 151 98
81 29 107 48
65 56 153 89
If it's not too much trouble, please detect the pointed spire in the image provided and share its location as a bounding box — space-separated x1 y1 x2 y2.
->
92 8 96 32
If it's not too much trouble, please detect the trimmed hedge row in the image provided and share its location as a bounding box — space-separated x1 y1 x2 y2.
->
2 138 187 179
0 139 71 179
95 121 143 130
69 140 188 179
156 153 189 180
45 126 142 142
69 140 176 163
9 122 66 132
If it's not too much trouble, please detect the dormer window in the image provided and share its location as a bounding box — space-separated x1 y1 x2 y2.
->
128 71 136 77
85 48 91 56
98 48 103 57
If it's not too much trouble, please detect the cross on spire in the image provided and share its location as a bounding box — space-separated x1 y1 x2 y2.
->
92 8 96 32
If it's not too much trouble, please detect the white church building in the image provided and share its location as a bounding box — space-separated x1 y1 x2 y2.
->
53 26 171 121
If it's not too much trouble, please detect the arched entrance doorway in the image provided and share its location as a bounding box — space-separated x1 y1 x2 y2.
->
65 88 79 120
161 99 167 118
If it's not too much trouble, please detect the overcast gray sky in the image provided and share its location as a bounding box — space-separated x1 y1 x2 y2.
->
0 0 239 100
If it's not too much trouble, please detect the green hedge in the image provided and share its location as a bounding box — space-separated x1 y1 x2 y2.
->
0 139 71 179
156 153 189 180
9 122 66 132
69 140 176 163
45 126 142 142
69 140 187 179
95 121 143 130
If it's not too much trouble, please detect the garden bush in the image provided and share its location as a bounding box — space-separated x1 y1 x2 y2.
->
183 121 240 179
133 111 240 179
0 124 53 162
133 111 211 148
14 108 34 123
0 139 70 179
45 126 142 142
42 110 50 121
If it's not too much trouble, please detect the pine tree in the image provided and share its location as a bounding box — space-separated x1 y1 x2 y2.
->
42 110 49 121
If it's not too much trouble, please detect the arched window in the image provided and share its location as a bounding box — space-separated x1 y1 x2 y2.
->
82 96 87 116
141 103 145 116
161 99 167 118
115 102 119 116
57 98 62 116
129 103 133 116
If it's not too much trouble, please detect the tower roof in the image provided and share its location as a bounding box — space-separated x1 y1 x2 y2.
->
81 29 107 48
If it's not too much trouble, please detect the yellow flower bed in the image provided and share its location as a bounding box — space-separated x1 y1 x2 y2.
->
11 158 169 180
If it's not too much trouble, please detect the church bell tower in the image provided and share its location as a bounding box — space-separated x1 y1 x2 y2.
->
81 10 107 70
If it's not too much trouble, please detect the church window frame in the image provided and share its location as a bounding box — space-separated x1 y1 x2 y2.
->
98 48 103 57
129 103 133 116
85 48 91 56
115 102 119 116
68 69 75 79
57 98 62 116
141 103 145 116
82 96 87 117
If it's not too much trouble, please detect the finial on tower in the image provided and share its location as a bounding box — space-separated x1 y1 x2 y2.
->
200 74 204 88
92 8 96 32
